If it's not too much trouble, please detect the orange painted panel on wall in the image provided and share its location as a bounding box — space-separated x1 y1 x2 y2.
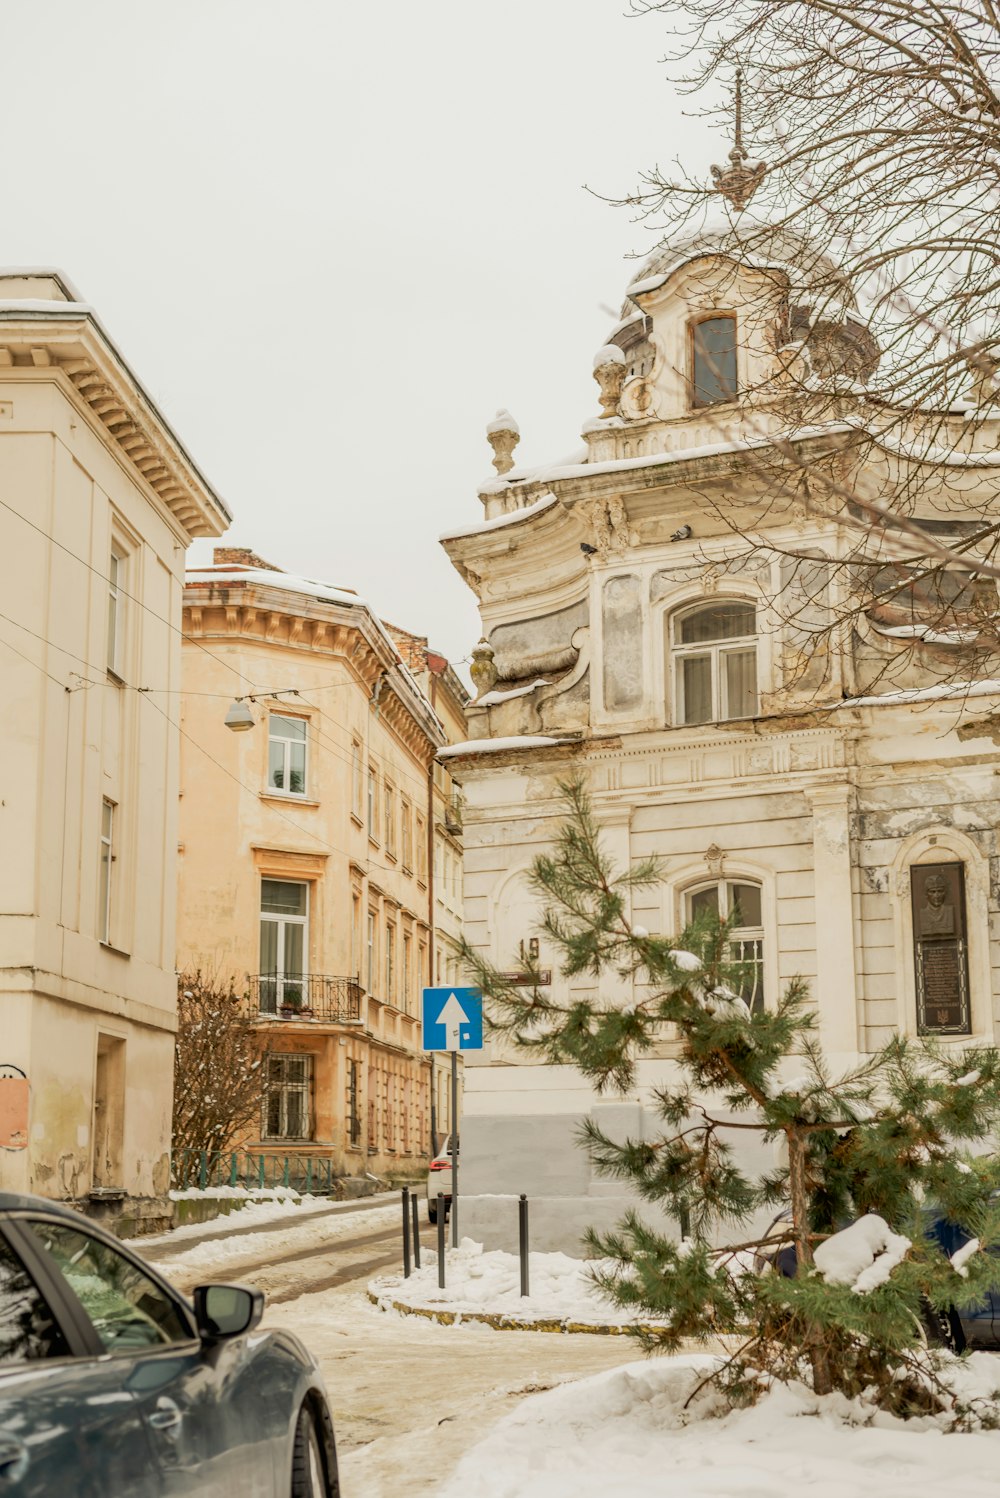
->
0 1076 29 1149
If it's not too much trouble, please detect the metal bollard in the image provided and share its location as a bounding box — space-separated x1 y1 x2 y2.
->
519 1194 530 1297
411 1191 421 1270
402 1186 412 1279
437 1192 446 1289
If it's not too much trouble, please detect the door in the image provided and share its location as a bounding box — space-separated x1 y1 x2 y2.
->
259 878 309 1013
12 1217 273 1497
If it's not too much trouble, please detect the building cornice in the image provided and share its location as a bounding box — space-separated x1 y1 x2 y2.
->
184 581 446 760
0 305 229 539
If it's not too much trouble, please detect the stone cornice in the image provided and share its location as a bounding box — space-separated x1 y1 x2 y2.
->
0 308 229 539
184 582 445 761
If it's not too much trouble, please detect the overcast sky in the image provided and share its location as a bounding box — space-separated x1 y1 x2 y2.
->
8 2 722 665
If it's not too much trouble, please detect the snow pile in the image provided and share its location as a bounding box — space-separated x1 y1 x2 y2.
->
371 1238 667 1329
813 1214 911 1292
437 735 571 759
952 1238 981 1278
439 1354 1000 1498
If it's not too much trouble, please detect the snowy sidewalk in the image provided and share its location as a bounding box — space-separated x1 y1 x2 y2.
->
369 1237 669 1333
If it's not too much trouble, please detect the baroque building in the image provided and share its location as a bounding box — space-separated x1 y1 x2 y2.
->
0 270 229 1233
440 222 1000 1252
177 549 465 1181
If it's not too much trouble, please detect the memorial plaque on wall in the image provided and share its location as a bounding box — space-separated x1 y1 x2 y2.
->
911 862 971 1035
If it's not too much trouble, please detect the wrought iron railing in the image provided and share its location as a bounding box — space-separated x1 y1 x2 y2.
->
248 974 364 1023
172 1148 339 1195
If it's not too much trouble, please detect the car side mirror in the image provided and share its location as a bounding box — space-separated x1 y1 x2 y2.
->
192 1283 265 1341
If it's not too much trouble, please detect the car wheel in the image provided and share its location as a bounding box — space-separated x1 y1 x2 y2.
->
427 1201 437 1223
919 1299 966 1355
291 1406 327 1498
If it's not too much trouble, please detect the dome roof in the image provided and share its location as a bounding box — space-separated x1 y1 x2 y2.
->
620 220 857 319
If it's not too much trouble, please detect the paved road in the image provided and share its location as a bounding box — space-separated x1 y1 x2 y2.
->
152 1197 646 1497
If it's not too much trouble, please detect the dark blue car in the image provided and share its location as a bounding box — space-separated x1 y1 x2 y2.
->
0 1192 339 1496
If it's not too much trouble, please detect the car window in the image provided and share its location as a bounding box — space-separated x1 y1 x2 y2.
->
23 1221 191 1353
0 1235 69 1362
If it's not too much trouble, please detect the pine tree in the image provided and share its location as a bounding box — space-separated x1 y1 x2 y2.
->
457 781 1000 1416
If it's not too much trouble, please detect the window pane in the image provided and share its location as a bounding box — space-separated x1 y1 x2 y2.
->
689 886 720 921
693 316 737 406
0 1238 68 1361
273 714 306 741
283 923 304 978
730 937 765 1014
724 648 757 719
680 603 755 644
288 742 306 794
259 920 278 974
268 740 285 790
728 883 762 929
680 654 713 725
25 1222 189 1352
261 880 307 916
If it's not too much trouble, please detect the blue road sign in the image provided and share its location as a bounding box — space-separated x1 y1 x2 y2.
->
422 987 483 1052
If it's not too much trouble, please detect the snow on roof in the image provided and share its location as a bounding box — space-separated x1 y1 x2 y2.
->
437 734 572 759
473 423 853 499
475 678 551 706
0 298 94 315
440 490 558 542
831 678 1000 709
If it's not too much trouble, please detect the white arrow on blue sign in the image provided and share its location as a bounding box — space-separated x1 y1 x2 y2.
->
422 987 484 1052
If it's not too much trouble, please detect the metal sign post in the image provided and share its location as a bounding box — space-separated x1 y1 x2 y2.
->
421 987 483 1259
451 1050 459 1248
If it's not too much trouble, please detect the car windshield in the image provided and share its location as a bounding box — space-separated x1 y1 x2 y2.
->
24 1221 191 1353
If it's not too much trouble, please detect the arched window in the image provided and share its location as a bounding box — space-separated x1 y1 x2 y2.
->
687 880 765 1013
671 601 757 725
691 315 737 407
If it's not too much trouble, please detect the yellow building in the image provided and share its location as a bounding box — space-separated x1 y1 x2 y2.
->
0 270 229 1232
178 549 465 1180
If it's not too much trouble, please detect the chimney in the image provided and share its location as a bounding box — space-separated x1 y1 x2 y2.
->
213 547 281 571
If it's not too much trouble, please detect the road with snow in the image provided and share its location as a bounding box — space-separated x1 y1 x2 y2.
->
146 1194 645 1496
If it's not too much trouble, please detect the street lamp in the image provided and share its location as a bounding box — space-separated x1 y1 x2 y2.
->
224 698 255 732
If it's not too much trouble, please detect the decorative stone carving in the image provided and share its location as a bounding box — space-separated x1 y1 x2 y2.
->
705 843 726 878
470 638 498 699
592 345 627 417
578 496 636 559
619 376 659 422
486 409 520 475
701 566 720 595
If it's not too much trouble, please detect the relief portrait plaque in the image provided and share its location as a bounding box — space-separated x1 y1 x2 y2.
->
911 862 971 1035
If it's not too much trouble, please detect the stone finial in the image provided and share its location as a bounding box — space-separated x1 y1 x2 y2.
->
592 344 627 417
710 68 766 212
470 638 498 699
486 409 520 475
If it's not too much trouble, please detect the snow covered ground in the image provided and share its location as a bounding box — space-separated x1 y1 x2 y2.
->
370 1238 660 1328
440 1353 1000 1498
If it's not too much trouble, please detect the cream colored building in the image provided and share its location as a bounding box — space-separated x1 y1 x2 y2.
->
178 550 464 1178
387 624 470 1140
0 270 229 1232
440 224 1000 1252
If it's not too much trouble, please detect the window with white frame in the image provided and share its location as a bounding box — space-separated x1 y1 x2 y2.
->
385 784 396 856
416 816 427 882
401 799 412 870
366 910 376 994
263 1053 313 1139
267 714 308 795
385 919 395 1002
686 879 765 1013
98 799 115 943
671 601 757 725
107 548 125 676
368 767 378 841
403 931 412 1010
351 740 363 820
258 879 308 1013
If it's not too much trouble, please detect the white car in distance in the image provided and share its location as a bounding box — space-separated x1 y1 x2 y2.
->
426 1135 456 1222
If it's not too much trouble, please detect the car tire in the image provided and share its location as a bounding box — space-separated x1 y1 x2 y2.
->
291 1406 327 1498
919 1299 967 1355
427 1201 437 1224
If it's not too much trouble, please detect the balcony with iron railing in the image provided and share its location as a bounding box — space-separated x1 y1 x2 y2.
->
248 974 364 1024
